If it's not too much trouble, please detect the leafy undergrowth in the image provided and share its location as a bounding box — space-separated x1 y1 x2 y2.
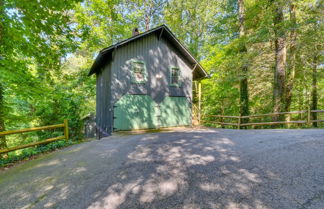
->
0 140 86 168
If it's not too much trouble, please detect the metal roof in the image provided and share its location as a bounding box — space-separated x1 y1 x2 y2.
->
88 24 208 80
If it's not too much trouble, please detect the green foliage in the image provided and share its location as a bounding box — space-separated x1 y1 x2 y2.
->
0 0 90 159
198 0 323 120
0 140 73 167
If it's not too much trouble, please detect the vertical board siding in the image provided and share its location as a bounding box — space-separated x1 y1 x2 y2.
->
96 63 113 137
111 33 192 105
159 97 192 127
98 32 193 133
114 94 159 130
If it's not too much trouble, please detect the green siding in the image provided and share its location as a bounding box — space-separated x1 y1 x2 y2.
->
160 97 191 127
114 95 191 131
114 94 158 130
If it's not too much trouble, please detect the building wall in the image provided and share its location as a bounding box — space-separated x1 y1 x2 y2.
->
97 33 193 134
96 62 113 137
110 33 193 104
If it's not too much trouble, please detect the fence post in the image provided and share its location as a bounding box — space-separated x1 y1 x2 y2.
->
64 119 69 140
238 115 241 130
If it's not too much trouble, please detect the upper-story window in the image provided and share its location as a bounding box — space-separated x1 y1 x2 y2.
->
131 60 147 83
170 67 181 86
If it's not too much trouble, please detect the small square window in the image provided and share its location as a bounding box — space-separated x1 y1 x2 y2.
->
170 67 180 86
131 60 146 83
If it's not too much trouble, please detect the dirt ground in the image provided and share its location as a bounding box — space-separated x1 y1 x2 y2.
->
0 128 323 209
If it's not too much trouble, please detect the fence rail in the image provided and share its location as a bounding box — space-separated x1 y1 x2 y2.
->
0 120 69 154
201 110 323 129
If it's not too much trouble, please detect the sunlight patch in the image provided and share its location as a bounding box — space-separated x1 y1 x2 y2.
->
238 169 261 183
128 145 152 162
88 180 142 209
33 159 61 169
158 180 178 195
185 154 215 165
140 179 156 203
199 182 222 192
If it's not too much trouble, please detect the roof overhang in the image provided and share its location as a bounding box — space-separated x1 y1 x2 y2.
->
88 24 209 80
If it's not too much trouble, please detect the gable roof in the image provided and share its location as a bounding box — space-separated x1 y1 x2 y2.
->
88 24 208 80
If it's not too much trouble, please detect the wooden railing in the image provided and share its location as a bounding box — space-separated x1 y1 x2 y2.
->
0 120 69 154
201 110 324 129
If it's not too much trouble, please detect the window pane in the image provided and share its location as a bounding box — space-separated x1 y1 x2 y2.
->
132 61 145 83
171 76 179 84
135 72 144 81
134 67 142 73
171 68 179 77
134 62 144 69
171 68 180 85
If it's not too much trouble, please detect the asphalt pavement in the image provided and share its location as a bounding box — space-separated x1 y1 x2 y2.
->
0 128 323 209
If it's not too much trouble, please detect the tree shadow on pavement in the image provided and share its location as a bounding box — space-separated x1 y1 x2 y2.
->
1 128 323 209
86 129 283 209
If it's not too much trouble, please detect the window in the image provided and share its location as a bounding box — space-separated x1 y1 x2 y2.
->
170 67 181 86
131 60 147 83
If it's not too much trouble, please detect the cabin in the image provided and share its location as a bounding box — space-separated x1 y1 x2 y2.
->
89 25 208 137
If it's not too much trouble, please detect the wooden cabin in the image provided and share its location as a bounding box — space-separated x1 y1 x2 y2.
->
89 25 208 137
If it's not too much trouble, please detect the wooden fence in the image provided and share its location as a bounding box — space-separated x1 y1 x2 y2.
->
0 120 69 154
201 110 324 129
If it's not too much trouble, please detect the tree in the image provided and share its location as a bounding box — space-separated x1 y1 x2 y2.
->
238 0 249 122
143 0 167 30
0 84 7 154
284 1 297 116
200 0 322 126
0 0 8 154
0 0 80 158
306 1 323 127
164 0 218 59
311 55 318 127
296 0 323 126
271 0 287 120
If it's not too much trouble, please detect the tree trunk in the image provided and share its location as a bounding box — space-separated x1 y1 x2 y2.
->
284 3 297 124
311 55 318 127
238 0 249 124
144 0 152 31
145 13 150 31
0 0 8 157
272 0 286 121
0 84 7 152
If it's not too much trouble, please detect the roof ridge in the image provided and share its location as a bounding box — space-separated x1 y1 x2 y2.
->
100 25 167 54
88 24 208 79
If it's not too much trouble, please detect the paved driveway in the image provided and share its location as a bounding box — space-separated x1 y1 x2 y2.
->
0 128 323 209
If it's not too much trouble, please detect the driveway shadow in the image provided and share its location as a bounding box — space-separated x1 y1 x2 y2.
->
0 128 323 209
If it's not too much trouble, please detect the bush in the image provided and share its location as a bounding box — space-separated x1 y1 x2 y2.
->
0 140 73 167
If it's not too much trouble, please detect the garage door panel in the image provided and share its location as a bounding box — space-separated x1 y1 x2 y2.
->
160 97 191 127
114 94 158 131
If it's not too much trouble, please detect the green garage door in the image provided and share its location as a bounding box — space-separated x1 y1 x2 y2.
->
114 94 159 131
159 97 191 127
